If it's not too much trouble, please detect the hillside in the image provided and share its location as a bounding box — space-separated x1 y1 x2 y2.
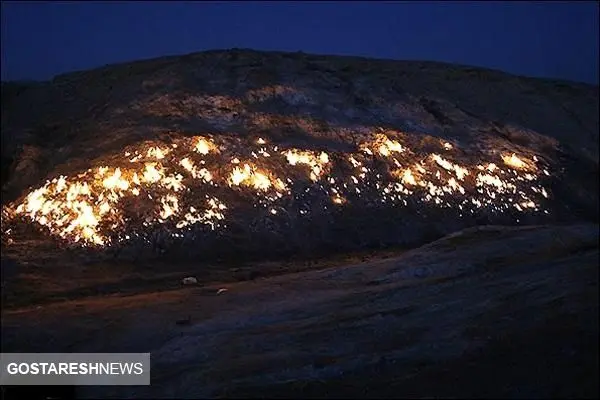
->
0 49 598 399
1 49 598 260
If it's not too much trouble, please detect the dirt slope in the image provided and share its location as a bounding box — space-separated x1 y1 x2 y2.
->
2 223 597 398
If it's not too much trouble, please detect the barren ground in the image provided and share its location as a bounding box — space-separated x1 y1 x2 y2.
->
1 223 598 399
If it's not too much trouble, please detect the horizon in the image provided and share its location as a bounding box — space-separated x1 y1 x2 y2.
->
1 47 598 87
1 2 598 85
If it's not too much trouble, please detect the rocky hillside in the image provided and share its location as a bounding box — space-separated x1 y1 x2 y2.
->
1 49 598 260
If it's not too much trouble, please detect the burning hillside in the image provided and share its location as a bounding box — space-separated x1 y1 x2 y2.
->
1 130 554 255
1 50 597 400
0 49 597 259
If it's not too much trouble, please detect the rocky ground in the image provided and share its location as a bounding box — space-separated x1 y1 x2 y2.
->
1 223 598 399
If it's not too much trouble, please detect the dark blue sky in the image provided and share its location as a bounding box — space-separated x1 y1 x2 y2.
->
1 1 598 84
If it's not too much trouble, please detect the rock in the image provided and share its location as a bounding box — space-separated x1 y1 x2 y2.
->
182 277 198 285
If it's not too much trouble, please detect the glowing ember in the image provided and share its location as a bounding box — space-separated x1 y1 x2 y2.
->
147 146 168 160
102 168 129 191
179 158 213 182
502 153 528 170
362 133 405 157
431 154 469 180
229 163 286 192
195 137 216 155
143 163 162 184
285 149 330 182
1 132 553 249
401 169 417 186
332 195 346 205
348 156 361 168
159 194 179 220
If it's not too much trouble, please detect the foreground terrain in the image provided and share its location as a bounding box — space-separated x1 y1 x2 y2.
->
2 223 598 398
1 49 598 399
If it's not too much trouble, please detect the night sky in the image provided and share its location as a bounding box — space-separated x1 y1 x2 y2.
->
1 1 598 84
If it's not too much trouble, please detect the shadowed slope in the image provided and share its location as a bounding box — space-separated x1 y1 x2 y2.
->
2 223 597 398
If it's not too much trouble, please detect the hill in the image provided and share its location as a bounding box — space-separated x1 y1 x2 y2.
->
1 49 598 260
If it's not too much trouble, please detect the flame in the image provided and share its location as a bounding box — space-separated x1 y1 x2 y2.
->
147 146 168 160
229 163 286 192
332 195 346 205
143 163 162 184
159 194 179 220
348 156 362 168
102 168 129 191
195 137 217 155
285 149 330 182
502 153 528 170
176 197 226 230
179 157 213 182
362 133 405 157
1 133 553 248
431 154 469 180
401 169 417 186
179 157 194 173
250 171 272 191
230 165 249 186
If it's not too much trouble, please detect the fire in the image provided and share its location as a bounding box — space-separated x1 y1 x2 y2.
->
431 154 470 180
477 174 513 190
502 153 528 170
348 155 362 168
159 195 179 220
147 146 168 160
179 157 212 182
14 178 108 245
143 163 162 183
447 177 465 194
362 133 405 157
1 132 554 249
198 168 213 182
401 169 417 186
284 149 330 182
229 163 287 192
332 195 346 205
162 173 185 192
250 171 271 191
195 137 217 155
102 168 129 191
176 197 226 230
179 157 194 173
230 165 249 186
